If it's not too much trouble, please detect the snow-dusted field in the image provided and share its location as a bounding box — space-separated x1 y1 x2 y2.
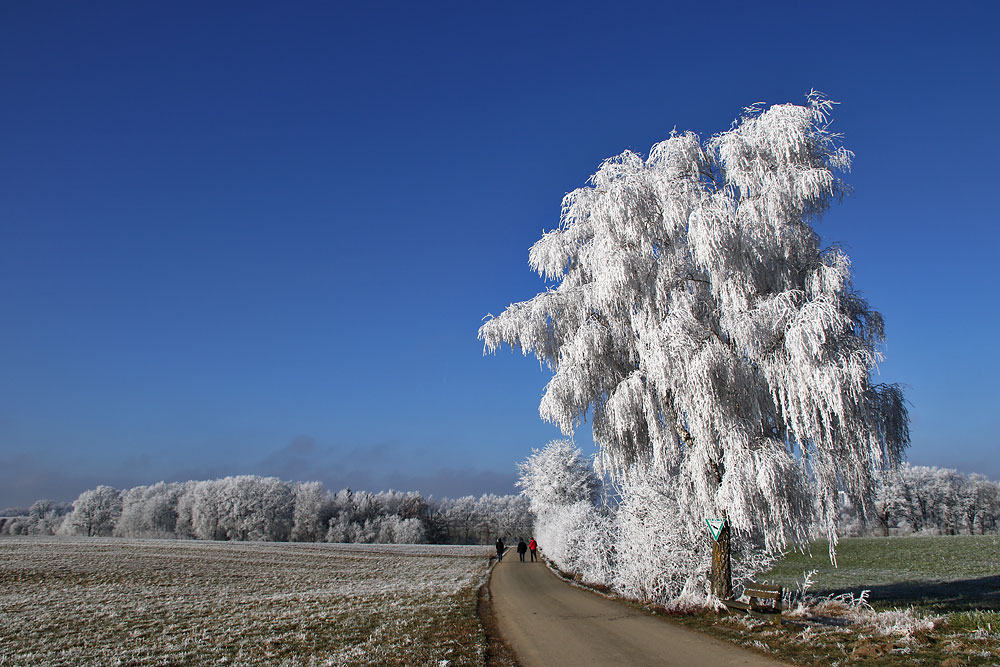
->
0 537 494 666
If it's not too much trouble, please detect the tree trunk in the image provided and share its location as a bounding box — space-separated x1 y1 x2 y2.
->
710 519 732 599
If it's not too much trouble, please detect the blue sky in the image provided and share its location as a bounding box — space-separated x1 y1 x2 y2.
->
1 1 997 508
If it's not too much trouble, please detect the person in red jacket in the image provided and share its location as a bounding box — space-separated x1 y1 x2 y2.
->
528 537 537 562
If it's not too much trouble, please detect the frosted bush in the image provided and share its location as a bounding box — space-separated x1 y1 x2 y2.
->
534 501 598 573
571 506 615 586
612 470 780 607
519 442 780 607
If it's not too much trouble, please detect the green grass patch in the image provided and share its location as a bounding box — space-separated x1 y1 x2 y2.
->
767 535 1000 588
764 534 1000 613
663 535 1000 666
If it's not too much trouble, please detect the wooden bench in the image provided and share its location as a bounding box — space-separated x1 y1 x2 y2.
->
722 582 783 624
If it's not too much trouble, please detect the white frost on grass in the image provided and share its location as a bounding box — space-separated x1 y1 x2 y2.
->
783 589 943 641
860 607 940 639
324 543 493 558
0 537 492 666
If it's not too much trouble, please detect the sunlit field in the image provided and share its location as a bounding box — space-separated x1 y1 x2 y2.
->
678 534 1000 666
0 537 493 666
765 534 1000 612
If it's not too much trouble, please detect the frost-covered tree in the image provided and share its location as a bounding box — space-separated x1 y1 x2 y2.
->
290 481 334 542
516 440 603 573
612 470 773 605
436 495 481 543
486 493 534 542
974 478 1000 534
482 95 908 558
958 474 989 535
213 476 294 541
834 464 1000 536
14 474 551 546
425 493 534 544
177 480 225 540
871 473 908 537
516 440 600 516
63 486 122 537
116 482 184 538
375 515 427 544
25 499 70 535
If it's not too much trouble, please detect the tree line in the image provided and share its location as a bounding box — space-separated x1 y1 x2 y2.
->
0 476 533 545
839 463 1000 537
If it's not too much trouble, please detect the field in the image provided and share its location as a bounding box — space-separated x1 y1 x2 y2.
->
0 537 493 666
669 534 1000 666
6 534 999 666
765 534 1000 613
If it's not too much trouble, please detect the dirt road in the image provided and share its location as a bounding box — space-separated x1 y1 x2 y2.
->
490 556 786 667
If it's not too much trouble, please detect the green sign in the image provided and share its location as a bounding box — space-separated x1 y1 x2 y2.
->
706 518 726 541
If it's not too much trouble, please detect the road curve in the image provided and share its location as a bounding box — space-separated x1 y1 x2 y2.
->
490 556 786 667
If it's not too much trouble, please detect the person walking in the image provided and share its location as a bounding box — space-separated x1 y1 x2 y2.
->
517 538 527 562
528 537 537 562
495 537 505 562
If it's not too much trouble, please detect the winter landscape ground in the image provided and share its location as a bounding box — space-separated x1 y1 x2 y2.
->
3 535 999 666
660 534 1000 666
767 534 1000 611
0 537 493 666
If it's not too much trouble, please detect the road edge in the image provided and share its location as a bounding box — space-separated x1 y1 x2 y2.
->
478 556 520 667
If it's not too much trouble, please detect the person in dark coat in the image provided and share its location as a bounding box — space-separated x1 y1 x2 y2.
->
528 537 537 562
495 537 505 561
516 538 527 562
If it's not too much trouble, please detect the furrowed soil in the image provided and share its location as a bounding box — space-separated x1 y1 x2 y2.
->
0 537 494 666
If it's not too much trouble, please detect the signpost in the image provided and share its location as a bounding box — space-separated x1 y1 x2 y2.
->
705 518 726 541
707 514 732 599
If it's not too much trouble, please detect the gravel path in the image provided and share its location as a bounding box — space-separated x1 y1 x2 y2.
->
490 556 788 667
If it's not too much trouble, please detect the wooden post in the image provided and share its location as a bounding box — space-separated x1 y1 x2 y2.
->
710 513 732 599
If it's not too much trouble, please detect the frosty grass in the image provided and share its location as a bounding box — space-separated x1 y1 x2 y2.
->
0 537 493 666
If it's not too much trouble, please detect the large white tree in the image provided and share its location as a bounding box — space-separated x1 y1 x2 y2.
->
481 94 908 555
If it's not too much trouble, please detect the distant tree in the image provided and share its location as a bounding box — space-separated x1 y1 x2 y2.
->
836 464 1000 537
976 479 1000 534
482 95 908 561
516 440 600 516
290 481 334 542
930 468 964 534
16 475 535 546
515 440 603 574
116 482 183 538
64 486 122 537
871 473 907 537
488 494 534 542
215 476 294 542
439 495 481 544
398 492 429 521
959 474 990 535
178 480 224 540
26 499 69 535
374 515 427 544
